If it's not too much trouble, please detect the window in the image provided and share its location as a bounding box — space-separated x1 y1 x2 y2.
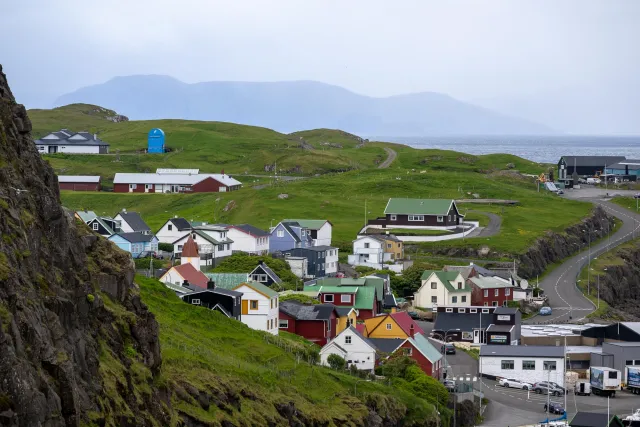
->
461 296 467 303
168 224 173 231
431 282 437 289
626 360 635 366
501 360 514 370
523 360 536 370
470 308 477 313
178 245 183 251
324 294 334 303
92 223 99 231
386 323 392 330
437 216 444 222
609 371 618 379
387 243 392 249
301 229 305 236
250 300 258 310
448 215 451 221
432 296 438 303
192 233 197 239
495 289 499 296
390 215 397 221
345 336 352 344
403 347 413 356
446 308 453 313
462 331 473 340
191 299 201 305
277 230 284 237
145 184 153 190
453 215 457 221
492 301 498 307
251 274 268 283
458 282 463 289
279 320 288 328
482 308 489 313
408 215 424 221
483 289 488 297
543 361 557 371
341 295 350 303
452 296 457 303
505 288 510 296
327 321 331 333
270 299 273 309
364 242 370 249
458 308 465 313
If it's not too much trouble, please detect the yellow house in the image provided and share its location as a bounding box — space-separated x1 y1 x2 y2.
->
362 312 424 339
335 307 358 334
380 234 404 261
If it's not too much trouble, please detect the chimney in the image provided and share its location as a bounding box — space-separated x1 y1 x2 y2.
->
182 280 190 288
94 133 98 140
221 169 224 175
122 208 127 213
409 324 415 338
207 280 216 290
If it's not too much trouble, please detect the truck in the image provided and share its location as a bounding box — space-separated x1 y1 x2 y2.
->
586 177 601 184
625 366 640 395
590 366 621 397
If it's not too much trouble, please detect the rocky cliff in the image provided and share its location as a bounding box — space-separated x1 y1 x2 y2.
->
0 65 166 425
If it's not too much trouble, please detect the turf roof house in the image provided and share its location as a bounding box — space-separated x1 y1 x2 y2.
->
34 129 109 154
367 198 464 230
414 270 472 309
226 224 270 255
113 169 242 193
58 175 101 191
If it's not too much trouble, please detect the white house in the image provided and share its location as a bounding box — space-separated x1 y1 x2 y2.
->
226 224 270 254
320 326 378 372
479 345 566 385
285 256 308 279
172 227 233 267
113 210 152 235
324 247 339 275
156 217 193 244
282 219 332 246
232 282 279 335
349 236 388 266
34 129 109 154
414 270 472 308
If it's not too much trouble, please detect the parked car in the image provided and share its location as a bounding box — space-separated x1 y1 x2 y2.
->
543 402 565 415
408 311 420 320
634 193 640 199
539 306 552 316
441 343 456 355
533 382 565 396
499 378 533 390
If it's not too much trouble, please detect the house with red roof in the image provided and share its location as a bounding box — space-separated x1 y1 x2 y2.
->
159 263 209 289
360 311 425 339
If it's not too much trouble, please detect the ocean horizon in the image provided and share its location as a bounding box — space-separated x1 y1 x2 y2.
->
373 135 640 163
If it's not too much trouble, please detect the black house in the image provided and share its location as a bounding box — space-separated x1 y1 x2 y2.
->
249 261 282 287
558 156 626 183
86 216 121 237
485 306 521 345
181 280 243 320
287 246 337 278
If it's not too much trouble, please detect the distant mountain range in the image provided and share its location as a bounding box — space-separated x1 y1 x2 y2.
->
54 75 556 136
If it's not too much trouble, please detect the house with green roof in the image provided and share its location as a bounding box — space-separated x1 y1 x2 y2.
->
281 219 332 246
303 280 379 320
367 198 463 230
204 273 250 289
394 332 444 379
414 270 471 309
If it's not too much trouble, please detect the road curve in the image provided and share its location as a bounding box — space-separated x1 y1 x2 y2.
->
525 198 640 324
465 211 502 238
378 147 397 168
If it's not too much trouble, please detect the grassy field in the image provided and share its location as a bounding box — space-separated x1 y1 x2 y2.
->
135 276 437 425
611 196 640 214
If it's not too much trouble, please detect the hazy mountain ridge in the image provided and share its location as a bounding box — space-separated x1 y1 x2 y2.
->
54 75 556 136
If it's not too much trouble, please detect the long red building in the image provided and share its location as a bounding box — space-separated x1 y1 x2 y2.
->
113 169 242 193
58 175 101 191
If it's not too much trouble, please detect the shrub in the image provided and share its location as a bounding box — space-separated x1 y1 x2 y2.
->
134 258 165 270
158 243 174 253
327 354 346 370
280 294 320 305
86 294 95 303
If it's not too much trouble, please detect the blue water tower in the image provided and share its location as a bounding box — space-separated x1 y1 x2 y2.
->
147 128 165 153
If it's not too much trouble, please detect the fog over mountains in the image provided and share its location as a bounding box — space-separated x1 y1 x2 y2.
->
54 75 555 136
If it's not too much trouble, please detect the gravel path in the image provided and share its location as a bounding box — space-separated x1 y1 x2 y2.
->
378 147 397 168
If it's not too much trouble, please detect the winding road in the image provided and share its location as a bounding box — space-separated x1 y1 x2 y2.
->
525 194 640 324
465 211 502 238
378 147 397 168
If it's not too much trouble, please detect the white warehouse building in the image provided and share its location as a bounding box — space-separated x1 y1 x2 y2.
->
479 345 566 385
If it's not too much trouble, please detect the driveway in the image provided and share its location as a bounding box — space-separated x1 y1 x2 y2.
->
464 211 502 238
378 147 397 168
524 197 640 323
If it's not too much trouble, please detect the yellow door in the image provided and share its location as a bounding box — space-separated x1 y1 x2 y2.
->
242 300 248 315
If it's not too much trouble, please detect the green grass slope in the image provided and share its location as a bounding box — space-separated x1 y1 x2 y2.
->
136 276 438 425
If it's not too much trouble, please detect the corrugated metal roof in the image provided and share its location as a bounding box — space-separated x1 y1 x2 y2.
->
205 273 250 289
282 219 329 230
58 175 101 183
469 276 514 289
479 345 564 358
384 198 454 215
560 156 626 167
113 172 241 187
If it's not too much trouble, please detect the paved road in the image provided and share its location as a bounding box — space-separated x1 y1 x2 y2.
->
525 197 640 324
465 211 502 238
378 147 397 168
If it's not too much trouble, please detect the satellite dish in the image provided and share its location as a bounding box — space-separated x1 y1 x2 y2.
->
521 279 529 289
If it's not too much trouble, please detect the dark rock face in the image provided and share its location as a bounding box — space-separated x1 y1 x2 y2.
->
594 244 640 321
0 65 164 425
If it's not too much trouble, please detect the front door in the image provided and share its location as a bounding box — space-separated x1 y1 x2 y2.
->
48 146 58 154
241 300 248 315
473 329 480 344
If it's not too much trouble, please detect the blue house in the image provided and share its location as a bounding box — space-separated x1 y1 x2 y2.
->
147 128 165 154
268 221 313 253
108 232 159 258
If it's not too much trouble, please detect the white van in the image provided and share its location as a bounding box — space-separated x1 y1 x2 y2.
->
586 178 601 184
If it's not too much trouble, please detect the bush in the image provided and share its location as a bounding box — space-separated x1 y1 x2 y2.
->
86 294 95 303
327 354 346 370
280 294 320 305
213 254 300 285
134 258 165 270
158 243 174 252
355 266 376 275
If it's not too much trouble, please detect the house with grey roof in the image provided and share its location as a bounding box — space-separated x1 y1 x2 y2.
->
75 210 121 237
320 325 379 371
227 224 270 254
479 344 565 384
156 217 193 244
114 210 152 235
279 301 338 345
35 129 109 154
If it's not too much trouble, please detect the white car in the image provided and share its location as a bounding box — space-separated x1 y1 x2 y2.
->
499 378 532 390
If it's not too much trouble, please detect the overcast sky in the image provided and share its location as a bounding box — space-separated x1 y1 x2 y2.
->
2 0 639 133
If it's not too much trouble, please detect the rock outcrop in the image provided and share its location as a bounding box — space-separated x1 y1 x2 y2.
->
592 243 640 321
0 65 165 425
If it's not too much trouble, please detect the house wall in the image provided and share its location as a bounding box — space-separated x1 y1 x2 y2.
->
471 285 514 306
156 221 189 245
398 341 439 378
601 343 640 383
285 257 307 278
383 239 404 260
352 237 384 266
383 204 462 228
480 356 565 384
289 248 325 278
321 329 376 371
227 228 269 254
325 248 339 275
57 145 101 154
160 269 186 287
367 317 408 339
314 223 332 246
108 235 132 254
113 214 135 233
278 312 297 334
191 177 228 193
59 182 101 191
269 223 299 253
414 275 471 308
336 311 357 334
236 285 279 335
320 292 355 306
358 309 375 321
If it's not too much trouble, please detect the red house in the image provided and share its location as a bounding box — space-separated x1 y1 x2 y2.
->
278 301 338 346
395 333 444 378
58 175 101 191
113 169 242 193
469 276 514 307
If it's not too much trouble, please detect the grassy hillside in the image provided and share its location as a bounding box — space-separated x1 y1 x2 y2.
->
134 276 438 425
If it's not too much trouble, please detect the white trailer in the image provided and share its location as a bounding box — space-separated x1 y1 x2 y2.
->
590 366 621 397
